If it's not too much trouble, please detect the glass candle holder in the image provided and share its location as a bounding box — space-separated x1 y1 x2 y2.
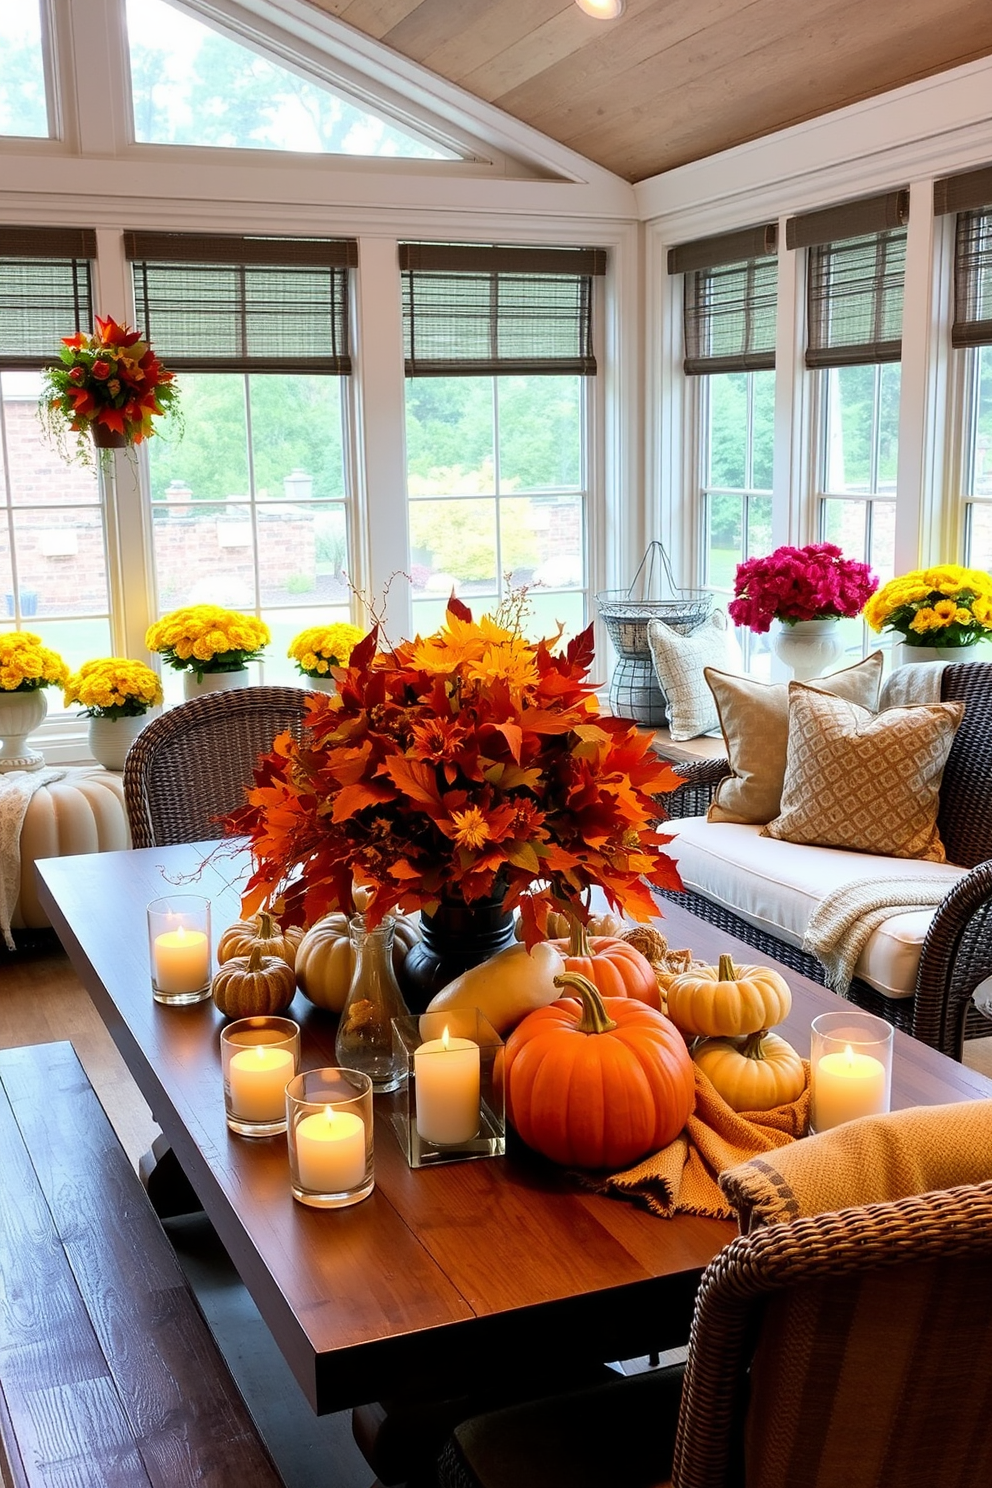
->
810 1010 894 1133
391 1008 505 1168
221 1016 301 1137
286 1068 374 1208
147 894 212 1005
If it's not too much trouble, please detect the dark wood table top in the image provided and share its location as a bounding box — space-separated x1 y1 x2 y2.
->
36 843 992 1415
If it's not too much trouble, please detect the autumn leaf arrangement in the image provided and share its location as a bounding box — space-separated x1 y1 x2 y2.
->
231 596 683 941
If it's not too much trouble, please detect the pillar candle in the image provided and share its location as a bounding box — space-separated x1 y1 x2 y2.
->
228 1045 294 1122
414 1030 480 1145
813 1043 887 1130
295 1107 366 1193
153 926 209 994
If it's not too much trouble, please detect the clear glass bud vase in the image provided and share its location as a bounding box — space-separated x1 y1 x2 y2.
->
334 915 409 1093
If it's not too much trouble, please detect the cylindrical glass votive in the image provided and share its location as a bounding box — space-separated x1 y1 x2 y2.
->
810 1010 894 1133
286 1068 374 1208
221 1016 301 1137
147 894 212 1005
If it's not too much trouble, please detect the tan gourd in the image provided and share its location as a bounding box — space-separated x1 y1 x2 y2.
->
295 911 420 1013
693 1030 806 1112
217 910 304 970
425 940 566 1036
211 945 296 1019
665 953 792 1038
514 910 626 942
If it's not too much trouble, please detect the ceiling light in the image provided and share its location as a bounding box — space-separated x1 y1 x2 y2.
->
575 0 626 18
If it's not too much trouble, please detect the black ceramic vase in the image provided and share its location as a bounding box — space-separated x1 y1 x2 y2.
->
398 895 516 1013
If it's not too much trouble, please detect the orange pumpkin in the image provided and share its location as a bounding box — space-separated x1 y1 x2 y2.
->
505 971 695 1170
550 927 662 1012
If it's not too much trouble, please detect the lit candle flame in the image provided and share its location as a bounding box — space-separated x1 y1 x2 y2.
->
844 1043 855 1066
442 1025 450 1050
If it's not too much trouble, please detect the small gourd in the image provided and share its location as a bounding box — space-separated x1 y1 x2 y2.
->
550 922 662 1011
514 910 626 942
693 1030 806 1112
217 910 304 970
211 945 296 1019
426 940 565 1036
296 911 420 1013
505 971 695 1170
665 953 792 1039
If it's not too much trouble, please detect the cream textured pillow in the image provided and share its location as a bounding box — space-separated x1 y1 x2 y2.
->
646 611 740 742
763 685 965 861
706 652 884 824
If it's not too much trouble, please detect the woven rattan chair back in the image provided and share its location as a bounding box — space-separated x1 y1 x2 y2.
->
672 1180 992 1488
937 660 992 868
123 686 311 849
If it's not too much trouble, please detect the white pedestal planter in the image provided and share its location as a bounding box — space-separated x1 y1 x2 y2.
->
87 713 149 772
0 689 47 773
769 618 845 682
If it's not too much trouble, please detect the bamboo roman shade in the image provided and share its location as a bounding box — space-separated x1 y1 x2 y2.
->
0 226 95 369
125 232 357 373
788 191 909 368
934 166 992 350
668 223 778 376
399 243 606 376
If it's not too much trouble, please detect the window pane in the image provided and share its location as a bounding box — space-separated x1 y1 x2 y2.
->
877 362 901 492
746 496 773 559
126 0 454 158
869 499 895 580
502 495 582 591
750 371 776 490
148 373 249 504
409 499 498 593
497 377 580 490
967 504 992 568
707 373 747 488
706 493 742 590
974 346 992 496
256 502 349 608
825 365 874 494
264 605 352 687
406 378 495 496
821 498 868 559
0 2 48 138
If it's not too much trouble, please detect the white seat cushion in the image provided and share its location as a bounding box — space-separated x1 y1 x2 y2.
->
664 817 966 999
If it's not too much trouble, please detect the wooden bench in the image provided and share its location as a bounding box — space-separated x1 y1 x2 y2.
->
0 1041 284 1488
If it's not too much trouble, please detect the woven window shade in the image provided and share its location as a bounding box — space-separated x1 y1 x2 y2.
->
950 209 992 349
682 256 778 375
0 226 95 370
125 232 356 373
805 230 907 368
399 243 606 377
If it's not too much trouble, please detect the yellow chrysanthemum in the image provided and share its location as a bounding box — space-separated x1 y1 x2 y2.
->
64 657 163 715
0 632 69 692
288 623 366 675
932 600 957 623
145 605 270 672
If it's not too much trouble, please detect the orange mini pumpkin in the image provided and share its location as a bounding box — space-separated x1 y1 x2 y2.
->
505 971 695 1170
551 924 662 1012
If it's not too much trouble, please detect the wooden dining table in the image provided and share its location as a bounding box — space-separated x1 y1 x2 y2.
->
36 841 992 1417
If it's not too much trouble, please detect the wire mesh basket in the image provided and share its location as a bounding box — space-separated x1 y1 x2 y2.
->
596 543 713 660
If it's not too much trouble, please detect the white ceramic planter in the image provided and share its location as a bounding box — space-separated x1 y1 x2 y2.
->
306 675 337 694
183 668 250 701
0 688 47 773
769 618 845 682
88 713 148 772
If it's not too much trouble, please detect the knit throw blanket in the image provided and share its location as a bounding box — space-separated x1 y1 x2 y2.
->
803 874 960 996
0 767 66 949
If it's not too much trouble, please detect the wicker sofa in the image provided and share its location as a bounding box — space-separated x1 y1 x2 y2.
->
660 660 992 1062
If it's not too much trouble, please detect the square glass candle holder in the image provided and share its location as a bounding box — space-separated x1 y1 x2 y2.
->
391 1009 505 1168
147 894 212 1005
221 1016 301 1137
286 1068 374 1208
810 1009 894 1133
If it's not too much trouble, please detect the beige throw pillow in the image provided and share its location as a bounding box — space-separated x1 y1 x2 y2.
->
646 611 740 742
705 652 884 824
763 685 965 861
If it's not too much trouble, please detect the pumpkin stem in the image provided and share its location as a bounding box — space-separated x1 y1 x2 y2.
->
567 919 592 957
717 953 738 983
553 971 617 1035
741 1030 768 1060
247 945 265 972
256 910 274 939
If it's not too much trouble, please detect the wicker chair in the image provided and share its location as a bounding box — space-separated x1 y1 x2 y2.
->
438 1179 992 1488
123 685 311 848
659 660 992 1062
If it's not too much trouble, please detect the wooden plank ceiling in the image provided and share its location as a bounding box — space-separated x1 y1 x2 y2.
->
306 0 992 182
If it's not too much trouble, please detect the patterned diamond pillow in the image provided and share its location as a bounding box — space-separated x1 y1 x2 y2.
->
646 611 740 742
763 685 965 861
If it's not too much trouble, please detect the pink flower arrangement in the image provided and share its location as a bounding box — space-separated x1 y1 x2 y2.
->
728 543 878 633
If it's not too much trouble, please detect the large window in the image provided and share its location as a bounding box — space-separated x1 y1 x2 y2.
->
789 192 909 657
0 1 49 139
0 231 111 680
129 232 358 704
401 243 603 641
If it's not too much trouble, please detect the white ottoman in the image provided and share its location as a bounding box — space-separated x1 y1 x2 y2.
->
12 767 130 930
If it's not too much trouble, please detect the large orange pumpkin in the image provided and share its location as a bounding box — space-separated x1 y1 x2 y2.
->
505 971 695 1170
550 928 662 1012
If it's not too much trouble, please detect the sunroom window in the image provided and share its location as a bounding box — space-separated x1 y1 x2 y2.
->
0 1 49 139
125 0 457 158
